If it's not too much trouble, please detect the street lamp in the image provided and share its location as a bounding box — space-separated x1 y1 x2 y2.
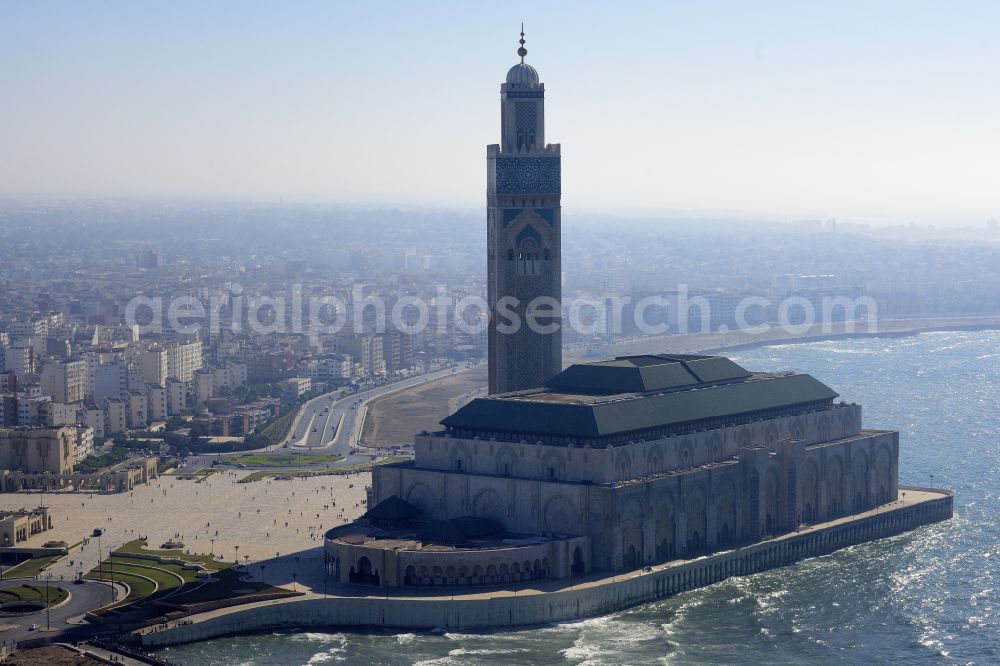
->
44 572 53 630
92 528 103 582
210 538 215 557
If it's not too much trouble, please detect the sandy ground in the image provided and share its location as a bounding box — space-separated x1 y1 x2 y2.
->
361 364 488 446
0 471 369 591
3 645 104 665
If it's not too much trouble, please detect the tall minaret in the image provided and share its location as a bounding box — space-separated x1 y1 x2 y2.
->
486 27 562 394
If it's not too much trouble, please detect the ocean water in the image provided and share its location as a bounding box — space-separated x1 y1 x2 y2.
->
156 330 1000 665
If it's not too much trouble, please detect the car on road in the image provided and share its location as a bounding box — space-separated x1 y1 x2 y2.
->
28 624 40 631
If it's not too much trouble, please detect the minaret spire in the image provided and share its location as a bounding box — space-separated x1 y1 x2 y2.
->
517 23 527 62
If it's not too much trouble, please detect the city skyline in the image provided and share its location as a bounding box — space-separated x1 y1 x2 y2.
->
2 1 998 227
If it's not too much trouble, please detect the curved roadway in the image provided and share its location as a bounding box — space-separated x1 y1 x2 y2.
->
0 578 115 642
187 365 476 472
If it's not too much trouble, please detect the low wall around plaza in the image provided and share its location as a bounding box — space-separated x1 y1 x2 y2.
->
139 487 952 648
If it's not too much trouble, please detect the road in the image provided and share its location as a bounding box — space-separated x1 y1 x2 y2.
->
0 577 115 643
183 365 476 474
283 365 473 459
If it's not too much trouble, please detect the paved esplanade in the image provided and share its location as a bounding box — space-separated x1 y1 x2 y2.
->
0 472 369 591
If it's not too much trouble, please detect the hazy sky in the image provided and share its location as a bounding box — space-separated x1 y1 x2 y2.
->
2 1 998 226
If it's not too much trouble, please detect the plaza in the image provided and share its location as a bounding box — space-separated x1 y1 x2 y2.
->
0 470 370 590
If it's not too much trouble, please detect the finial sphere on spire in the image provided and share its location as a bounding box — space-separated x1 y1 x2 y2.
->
506 23 539 85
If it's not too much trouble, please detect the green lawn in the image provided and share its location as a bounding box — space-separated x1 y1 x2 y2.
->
85 540 281 617
0 584 68 607
115 540 227 571
3 554 62 579
165 567 275 605
86 569 157 607
238 456 409 482
229 453 344 467
105 558 188 588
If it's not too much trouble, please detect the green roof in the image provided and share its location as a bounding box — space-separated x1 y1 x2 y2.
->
441 354 838 439
546 354 751 393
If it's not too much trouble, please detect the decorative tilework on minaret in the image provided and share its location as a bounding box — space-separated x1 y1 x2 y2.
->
486 27 562 394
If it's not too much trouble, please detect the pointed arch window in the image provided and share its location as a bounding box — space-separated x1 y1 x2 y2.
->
517 239 541 275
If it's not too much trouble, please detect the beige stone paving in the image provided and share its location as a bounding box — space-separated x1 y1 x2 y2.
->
0 471 370 590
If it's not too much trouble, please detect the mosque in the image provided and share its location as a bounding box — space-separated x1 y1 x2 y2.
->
323 32 940 593
139 30 955 648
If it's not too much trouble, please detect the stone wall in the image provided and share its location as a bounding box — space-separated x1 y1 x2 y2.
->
140 488 951 648
411 403 863 483
374 421 897 573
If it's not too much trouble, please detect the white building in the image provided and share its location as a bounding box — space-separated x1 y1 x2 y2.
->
84 407 106 441
141 340 203 385
92 360 129 405
140 348 169 386
3 345 35 382
73 425 95 463
43 401 79 427
148 385 168 421
194 370 215 405
306 356 353 385
166 340 203 382
280 377 312 401
106 399 127 435
166 378 187 415
40 358 86 404
214 363 247 391
17 395 50 426
127 392 148 429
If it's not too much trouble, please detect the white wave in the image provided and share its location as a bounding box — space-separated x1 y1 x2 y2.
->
559 641 603 663
449 647 526 656
291 632 347 643
605 621 661 644
546 614 614 632
395 632 416 644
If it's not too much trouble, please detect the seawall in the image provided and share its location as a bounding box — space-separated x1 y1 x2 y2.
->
139 487 952 648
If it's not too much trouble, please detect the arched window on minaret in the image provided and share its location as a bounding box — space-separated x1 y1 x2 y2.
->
517 240 540 276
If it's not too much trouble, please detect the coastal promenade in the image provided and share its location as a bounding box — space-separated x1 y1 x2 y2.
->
137 487 952 648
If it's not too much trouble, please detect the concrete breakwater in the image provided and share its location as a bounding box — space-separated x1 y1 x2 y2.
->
139 487 952 648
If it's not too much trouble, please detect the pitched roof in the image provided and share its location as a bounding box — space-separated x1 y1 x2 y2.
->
364 495 422 522
441 354 838 439
545 354 751 394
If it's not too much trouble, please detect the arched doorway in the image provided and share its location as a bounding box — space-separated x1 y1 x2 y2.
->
685 490 707 553
349 556 380 585
625 544 640 570
571 547 585 576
